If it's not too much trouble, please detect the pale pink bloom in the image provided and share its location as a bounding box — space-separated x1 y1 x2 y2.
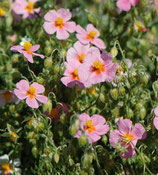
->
47 102 68 122
12 0 40 19
76 24 105 49
43 8 76 40
14 80 48 108
153 106 158 130
75 113 109 143
78 49 116 86
0 90 19 107
109 119 147 158
155 0 158 8
117 0 139 11
67 41 99 64
11 42 44 63
61 60 89 88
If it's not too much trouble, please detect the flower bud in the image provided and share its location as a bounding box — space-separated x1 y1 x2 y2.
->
136 103 143 111
110 88 118 100
54 152 60 163
78 134 88 147
37 122 45 131
153 81 158 92
11 54 19 63
126 107 133 119
9 105 15 113
139 107 146 120
44 46 52 56
118 86 125 97
101 135 108 145
82 153 94 169
37 77 45 84
52 64 60 74
43 99 52 114
111 47 118 57
32 146 38 158
141 75 148 86
44 57 52 69
69 124 77 136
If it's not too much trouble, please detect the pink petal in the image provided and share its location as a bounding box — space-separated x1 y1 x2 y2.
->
66 47 79 63
132 123 147 140
12 2 26 14
23 51 34 63
79 113 91 123
86 132 101 143
31 82 45 93
92 38 106 49
61 77 74 87
129 0 139 6
154 106 158 116
76 25 87 35
34 7 40 13
109 130 121 148
117 0 131 11
44 10 58 22
94 124 109 135
30 45 40 52
14 89 27 100
73 41 90 56
32 53 45 59
86 24 100 37
10 45 24 53
91 114 106 125
74 130 82 138
26 97 39 108
153 117 158 130
57 8 72 21
117 119 132 134
36 95 48 104
64 22 76 33
43 22 56 35
16 80 29 91
56 28 69 40
76 34 90 45
121 144 136 158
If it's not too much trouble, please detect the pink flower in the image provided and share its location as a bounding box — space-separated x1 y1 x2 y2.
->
76 24 105 49
14 80 48 108
67 41 99 64
78 49 116 86
109 119 147 158
43 8 76 40
12 0 40 19
153 106 158 130
117 0 139 11
75 113 109 143
60 59 89 88
0 90 19 107
47 102 68 122
11 42 44 63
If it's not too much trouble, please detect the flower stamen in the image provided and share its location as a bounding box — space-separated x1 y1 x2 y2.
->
55 17 64 29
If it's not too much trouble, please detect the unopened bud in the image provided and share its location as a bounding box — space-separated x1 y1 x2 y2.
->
110 88 118 100
78 134 88 147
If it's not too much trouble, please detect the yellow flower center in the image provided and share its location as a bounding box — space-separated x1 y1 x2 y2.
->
122 132 134 145
10 132 18 142
26 86 36 99
71 69 79 80
2 91 12 101
77 53 85 63
0 8 5 17
25 1 35 13
55 17 64 29
23 42 32 54
86 30 97 41
83 119 96 133
92 60 105 75
1 162 13 175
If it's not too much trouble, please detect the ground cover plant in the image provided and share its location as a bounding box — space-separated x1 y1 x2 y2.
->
0 0 158 174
